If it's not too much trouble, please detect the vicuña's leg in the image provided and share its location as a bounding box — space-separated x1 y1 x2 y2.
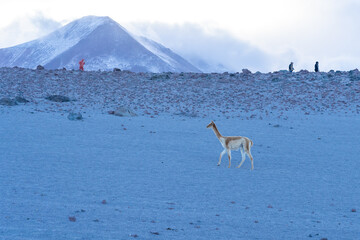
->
246 150 254 170
227 149 232 168
237 147 246 168
218 149 226 166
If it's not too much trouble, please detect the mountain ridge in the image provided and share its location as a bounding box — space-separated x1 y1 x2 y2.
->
0 16 201 72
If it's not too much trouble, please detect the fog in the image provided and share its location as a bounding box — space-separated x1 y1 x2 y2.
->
128 23 272 72
0 13 61 48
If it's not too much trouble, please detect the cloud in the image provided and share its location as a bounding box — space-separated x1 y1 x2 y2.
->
2 3 360 73
127 22 272 73
251 0 360 72
0 13 61 48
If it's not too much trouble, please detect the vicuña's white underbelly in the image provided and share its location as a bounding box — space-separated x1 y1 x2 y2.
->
220 137 244 150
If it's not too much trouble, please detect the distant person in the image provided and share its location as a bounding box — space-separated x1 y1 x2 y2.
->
79 59 85 71
314 61 319 72
289 62 294 72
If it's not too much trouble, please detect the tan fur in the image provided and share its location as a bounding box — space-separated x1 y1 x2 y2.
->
207 121 254 169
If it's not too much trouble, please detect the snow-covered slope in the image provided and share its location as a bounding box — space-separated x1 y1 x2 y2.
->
136 36 200 73
0 16 200 72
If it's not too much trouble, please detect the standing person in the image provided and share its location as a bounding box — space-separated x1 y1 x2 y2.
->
79 59 85 71
289 62 294 72
315 61 319 72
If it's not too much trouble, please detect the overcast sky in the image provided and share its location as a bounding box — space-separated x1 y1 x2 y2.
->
1 0 360 72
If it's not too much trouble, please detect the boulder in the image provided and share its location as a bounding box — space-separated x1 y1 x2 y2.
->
67 112 83 121
242 69 252 74
36 65 45 70
299 70 309 74
45 95 71 102
0 97 17 106
15 96 29 103
113 68 121 72
350 69 359 74
349 69 360 81
110 107 137 117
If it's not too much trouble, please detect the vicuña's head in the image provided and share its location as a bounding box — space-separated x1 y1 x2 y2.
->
206 121 215 129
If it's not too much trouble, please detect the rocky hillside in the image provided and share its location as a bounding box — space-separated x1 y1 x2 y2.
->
0 67 359 118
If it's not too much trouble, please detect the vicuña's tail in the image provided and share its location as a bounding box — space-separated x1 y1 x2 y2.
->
249 139 253 148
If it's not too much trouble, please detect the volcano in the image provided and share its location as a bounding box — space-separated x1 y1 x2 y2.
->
0 16 200 72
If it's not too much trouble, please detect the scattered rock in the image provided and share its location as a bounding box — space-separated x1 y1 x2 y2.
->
0 97 17 106
68 216 76 222
150 232 160 235
45 95 71 102
36 65 44 70
112 106 137 117
113 68 121 72
351 208 356 212
273 124 280 128
101 200 107 204
67 112 83 121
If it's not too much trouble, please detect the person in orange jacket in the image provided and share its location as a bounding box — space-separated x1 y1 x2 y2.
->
79 59 85 71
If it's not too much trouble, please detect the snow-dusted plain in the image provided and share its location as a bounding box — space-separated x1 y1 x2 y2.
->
0 67 360 239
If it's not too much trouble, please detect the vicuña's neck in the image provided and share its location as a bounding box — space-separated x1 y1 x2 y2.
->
212 124 222 139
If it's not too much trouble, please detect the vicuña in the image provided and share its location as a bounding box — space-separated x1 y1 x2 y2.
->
206 121 254 169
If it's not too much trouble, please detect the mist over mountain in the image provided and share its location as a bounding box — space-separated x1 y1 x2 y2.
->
127 22 271 73
0 16 200 72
